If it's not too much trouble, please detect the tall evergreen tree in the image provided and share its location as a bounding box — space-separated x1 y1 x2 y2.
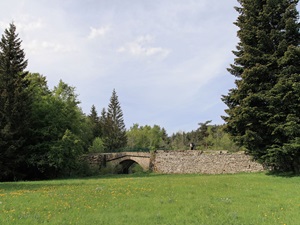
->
222 0 300 172
0 23 32 180
104 89 127 151
88 105 102 138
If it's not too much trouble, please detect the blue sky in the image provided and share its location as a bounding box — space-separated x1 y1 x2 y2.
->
1 0 296 134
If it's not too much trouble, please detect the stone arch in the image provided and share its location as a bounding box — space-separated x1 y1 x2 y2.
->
116 157 149 174
119 159 138 174
103 153 151 174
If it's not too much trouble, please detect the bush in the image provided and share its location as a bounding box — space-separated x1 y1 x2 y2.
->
89 137 105 153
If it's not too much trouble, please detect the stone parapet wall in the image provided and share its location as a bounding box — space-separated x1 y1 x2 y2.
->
152 150 264 174
81 152 151 170
81 153 105 169
82 153 104 163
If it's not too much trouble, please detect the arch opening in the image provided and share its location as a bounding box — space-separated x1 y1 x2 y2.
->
118 159 144 174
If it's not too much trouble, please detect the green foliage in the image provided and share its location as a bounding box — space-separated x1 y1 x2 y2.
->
205 125 243 151
88 137 105 153
222 0 300 172
196 120 212 148
127 124 169 150
53 79 79 104
27 73 91 179
99 163 122 174
169 121 213 150
169 122 241 151
128 163 144 174
48 129 84 176
169 131 189 150
0 23 33 181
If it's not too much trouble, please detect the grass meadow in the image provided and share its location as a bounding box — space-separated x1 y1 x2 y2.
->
0 173 300 225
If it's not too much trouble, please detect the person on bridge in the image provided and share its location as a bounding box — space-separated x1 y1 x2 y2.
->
189 143 195 150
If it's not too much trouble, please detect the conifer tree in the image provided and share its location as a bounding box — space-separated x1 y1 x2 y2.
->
104 89 127 151
99 107 107 136
222 0 300 172
0 23 32 180
88 105 102 138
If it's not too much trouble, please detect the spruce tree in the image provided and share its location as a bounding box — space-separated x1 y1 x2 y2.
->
88 105 102 138
104 89 127 151
222 0 300 172
0 23 32 180
99 107 107 136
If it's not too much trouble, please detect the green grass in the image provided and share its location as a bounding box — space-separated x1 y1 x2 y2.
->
1 173 300 225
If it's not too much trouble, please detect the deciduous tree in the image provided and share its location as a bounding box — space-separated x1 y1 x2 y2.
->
28 76 89 178
127 124 169 150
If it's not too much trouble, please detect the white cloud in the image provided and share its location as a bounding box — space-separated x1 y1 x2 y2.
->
16 19 43 32
24 40 77 54
0 15 43 32
0 21 9 30
88 25 110 40
117 35 170 59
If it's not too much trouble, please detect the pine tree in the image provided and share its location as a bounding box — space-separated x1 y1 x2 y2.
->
99 107 107 135
222 0 300 172
88 105 102 138
104 89 127 151
0 23 32 180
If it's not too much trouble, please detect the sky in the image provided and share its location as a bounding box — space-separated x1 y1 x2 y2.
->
1 0 291 135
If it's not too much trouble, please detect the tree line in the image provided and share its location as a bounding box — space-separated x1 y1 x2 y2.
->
125 121 241 152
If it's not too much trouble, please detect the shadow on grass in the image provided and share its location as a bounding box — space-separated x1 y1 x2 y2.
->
266 170 300 178
79 172 169 180
0 172 169 191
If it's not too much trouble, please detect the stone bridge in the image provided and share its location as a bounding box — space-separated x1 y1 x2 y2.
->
104 152 151 173
84 150 264 174
83 152 151 174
